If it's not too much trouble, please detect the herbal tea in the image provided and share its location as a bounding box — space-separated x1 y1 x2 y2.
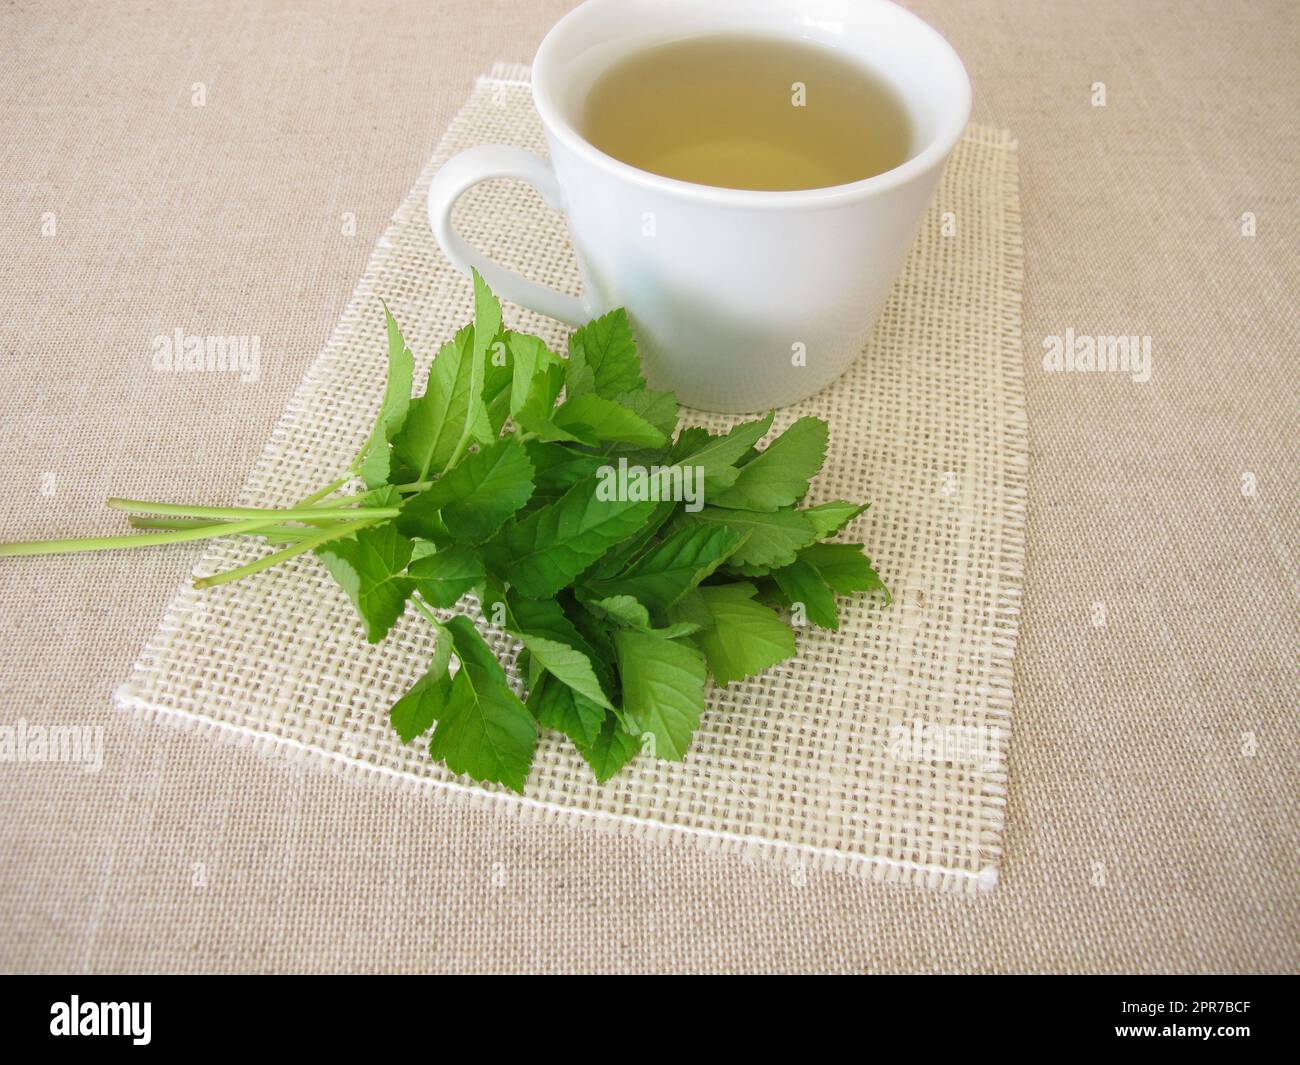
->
580 34 913 191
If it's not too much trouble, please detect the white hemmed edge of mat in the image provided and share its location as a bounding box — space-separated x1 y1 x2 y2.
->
115 678 1000 893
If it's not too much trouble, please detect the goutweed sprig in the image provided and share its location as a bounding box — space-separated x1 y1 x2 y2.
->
1 272 888 791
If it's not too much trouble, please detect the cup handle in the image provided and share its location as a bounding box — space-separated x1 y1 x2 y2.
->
427 145 588 326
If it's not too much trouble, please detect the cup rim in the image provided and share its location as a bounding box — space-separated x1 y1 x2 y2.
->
531 0 972 209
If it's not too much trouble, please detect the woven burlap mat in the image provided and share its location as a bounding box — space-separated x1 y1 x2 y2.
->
113 62 1025 893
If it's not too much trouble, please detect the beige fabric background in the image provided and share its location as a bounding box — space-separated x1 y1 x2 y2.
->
0 0 1295 973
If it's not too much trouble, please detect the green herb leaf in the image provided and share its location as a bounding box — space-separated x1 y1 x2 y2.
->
566 308 645 399
357 301 415 488
481 356 513 438
577 715 644 783
583 594 652 630
671 411 774 492
708 417 829 511
615 628 707 761
472 268 503 363
801 500 869 538
392 323 491 480
583 500 676 580
428 616 537 792
524 440 607 498
316 522 414 642
687 583 797 685
671 506 817 569
771 557 840 630
583 594 701 641
515 634 614 711
551 393 668 448
513 362 568 438
526 672 606 749
505 332 559 419
565 600 620 689
401 435 534 543
506 592 615 691
483 476 658 599
581 524 743 613
614 387 678 438
407 543 485 608
798 543 889 600
390 623 453 742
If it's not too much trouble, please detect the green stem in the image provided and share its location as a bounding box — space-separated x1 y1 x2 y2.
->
297 473 355 507
129 516 315 543
445 430 475 473
411 593 443 627
302 496 366 509
193 518 377 589
296 482 429 504
0 518 282 559
106 498 397 523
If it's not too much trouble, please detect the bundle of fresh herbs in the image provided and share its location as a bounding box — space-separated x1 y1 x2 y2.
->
1 273 888 791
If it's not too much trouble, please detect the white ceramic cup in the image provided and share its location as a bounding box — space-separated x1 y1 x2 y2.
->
428 0 971 413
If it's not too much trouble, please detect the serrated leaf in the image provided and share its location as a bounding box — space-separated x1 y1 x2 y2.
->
551 393 667 448
505 331 559 419
582 524 743 613
524 440 606 498
428 616 537 792
709 417 828 511
771 558 839 630
474 581 509 644
472 267 502 364
663 588 714 631
390 623 453 742
355 302 416 488
407 543 484 608
526 672 606 748
799 543 889 600
400 435 534 543
672 411 774 492
802 500 869 538
577 715 643 783
583 500 676 580
671 506 817 569
482 346 513 437
315 522 414 643
357 443 393 489
513 362 568 437
514 634 613 711
567 595 619 672
507 592 614 692
614 387 678 438
584 594 652 629
482 475 659 598
392 323 491 480
566 308 645 399
689 583 797 685
615 628 707 761
583 595 701 639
